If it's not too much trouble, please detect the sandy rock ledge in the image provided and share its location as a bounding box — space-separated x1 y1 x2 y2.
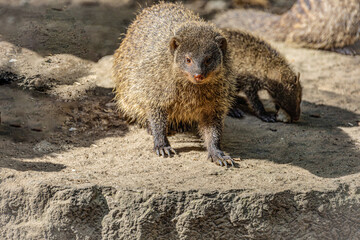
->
0 183 359 239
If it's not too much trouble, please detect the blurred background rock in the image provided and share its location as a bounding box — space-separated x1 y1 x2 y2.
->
0 0 297 62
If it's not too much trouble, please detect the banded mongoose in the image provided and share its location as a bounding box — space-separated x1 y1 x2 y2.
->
113 3 236 167
223 28 302 123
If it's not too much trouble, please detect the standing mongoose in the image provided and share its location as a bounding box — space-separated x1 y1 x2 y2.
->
223 28 302 122
113 3 236 167
214 0 360 55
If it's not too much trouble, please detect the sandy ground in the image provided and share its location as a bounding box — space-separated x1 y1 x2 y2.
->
0 0 360 239
1 42 359 192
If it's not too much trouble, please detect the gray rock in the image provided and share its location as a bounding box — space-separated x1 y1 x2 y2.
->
1 184 359 239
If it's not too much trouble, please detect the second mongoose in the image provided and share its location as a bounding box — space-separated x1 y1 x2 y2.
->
223 28 302 123
113 3 236 167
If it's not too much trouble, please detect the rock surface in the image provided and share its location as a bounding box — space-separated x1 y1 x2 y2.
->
1 1 360 239
1 183 360 239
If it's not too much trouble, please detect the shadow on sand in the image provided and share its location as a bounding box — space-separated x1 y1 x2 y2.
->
224 100 360 178
0 85 129 172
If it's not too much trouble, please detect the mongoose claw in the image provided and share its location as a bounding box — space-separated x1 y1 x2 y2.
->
165 149 170 156
228 107 245 119
160 149 165 157
259 112 276 123
154 146 177 158
208 151 235 167
218 159 224 167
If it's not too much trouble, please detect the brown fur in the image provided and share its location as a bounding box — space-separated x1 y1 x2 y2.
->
215 0 360 54
113 3 236 166
223 28 302 122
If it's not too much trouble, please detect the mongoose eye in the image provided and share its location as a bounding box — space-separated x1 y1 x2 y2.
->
204 57 211 66
185 57 192 64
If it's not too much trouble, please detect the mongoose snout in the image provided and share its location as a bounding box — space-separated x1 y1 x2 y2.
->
194 74 204 82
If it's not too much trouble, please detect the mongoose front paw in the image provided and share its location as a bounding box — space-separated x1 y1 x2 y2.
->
228 107 245 119
154 145 177 158
208 150 234 167
259 112 276 122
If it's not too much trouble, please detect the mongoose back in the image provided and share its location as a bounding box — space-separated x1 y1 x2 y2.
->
113 3 236 166
223 28 302 122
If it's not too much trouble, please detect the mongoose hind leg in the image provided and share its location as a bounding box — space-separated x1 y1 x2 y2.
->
228 107 245 119
148 109 177 157
245 89 276 122
199 114 235 167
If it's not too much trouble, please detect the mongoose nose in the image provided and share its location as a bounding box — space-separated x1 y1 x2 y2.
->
194 74 204 82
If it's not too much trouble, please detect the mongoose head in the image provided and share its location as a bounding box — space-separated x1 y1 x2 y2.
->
169 23 227 84
273 72 302 122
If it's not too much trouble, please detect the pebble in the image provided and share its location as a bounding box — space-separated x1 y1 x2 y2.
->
69 127 77 132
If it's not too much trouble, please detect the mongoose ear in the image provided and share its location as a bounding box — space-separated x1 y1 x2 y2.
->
169 36 181 55
215 35 227 54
